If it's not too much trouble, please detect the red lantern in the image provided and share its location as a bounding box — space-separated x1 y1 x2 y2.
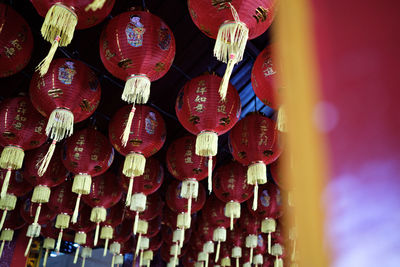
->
80 231 96 267
31 0 115 75
228 228 245 267
69 204 96 264
182 249 197 267
20 199 56 256
0 202 25 258
251 45 280 109
161 242 188 266
110 218 133 263
62 127 114 223
142 233 163 266
166 135 215 216
82 172 123 246
213 160 253 230
29 58 101 177
240 248 252 267
0 169 32 231
238 206 261 265
23 144 68 226
0 4 33 77
202 195 231 262
175 73 241 192
143 216 162 239
247 182 282 254
48 180 78 252
100 10 175 147
197 219 216 255
252 234 267 266
220 242 232 267
162 224 192 266
229 112 277 210
0 97 47 199
109 105 166 207
40 220 61 265
188 0 276 100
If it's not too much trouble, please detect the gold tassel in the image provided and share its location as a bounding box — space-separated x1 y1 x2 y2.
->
0 229 13 258
213 3 249 100
103 238 109 257
94 223 100 246
0 168 11 200
44 237 55 249
36 37 59 76
123 153 146 178
236 258 239 267
82 257 86 267
135 233 142 256
43 249 50 267
180 228 185 248
85 0 106 12
0 240 4 258
0 146 24 198
261 218 276 253
277 106 287 133
125 175 135 206
100 226 113 256
56 213 70 229
224 201 240 230
72 174 92 223
74 231 87 245
252 182 258 211
32 186 51 224
213 227 226 262
56 229 63 252
33 204 42 225
221 257 231 267
245 234 258 264
45 108 74 141
115 254 124 265
25 223 41 257
73 246 80 264
249 247 254 265
71 194 81 224
195 132 218 156
122 75 151 104
121 105 136 148
0 194 17 231
111 254 115 266
90 207 107 246
140 250 144 266
215 241 221 263
205 253 209 267
247 162 267 186
208 156 213 193
180 179 199 216
133 212 139 235
37 140 56 177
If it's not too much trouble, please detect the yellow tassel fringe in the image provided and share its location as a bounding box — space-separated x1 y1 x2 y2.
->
85 0 106 12
224 201 240 230
123 152 146 178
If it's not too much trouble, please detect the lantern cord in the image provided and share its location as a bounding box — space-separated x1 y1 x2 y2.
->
36 37 60 76
252 182 258 211
33 203 42 225
73 246 80 264
71 194 81 224
82 257 86 267
208 156 213 193
1 168 11 199
140 250 144 266
43 249 49 267
103 238 109 257
135 234 142 256
56 229 63 252
24 237 33 257
126 176 135 206
94 223 100 246
0 209 7 231
215 241 221 263
0 240 4 258
37 140 57 177
133 212 139 235
268 232 272 254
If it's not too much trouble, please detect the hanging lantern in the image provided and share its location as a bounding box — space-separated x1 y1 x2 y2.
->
219 242 231 267
62 127 114 223
99 199 125 257
40 220 61 267
252 234 267 267
110 218 133 265
197 219 216 267
175 73 241 192
228 227 245 267
47 180 77 252
0 4 34 77
69 204 96 264
201 195 231 263
109 104 166 204
162 225 192 266
188 0 276 100
100 10 175 147
213 160 253 230
142 233 163 267
166 135 215 216
238 206 261 265
143 216 162 239
31 0 114 75
82 172 122 246
137 219 162 266
20 199 56 256
246 182 282 254
23 144 68 226
119 157 163 233
166 179 206 248
118 236 136 264
0 169 31 231
240 248 252 267
29 58 101 177
0 202 25 258
0 97 47 199
270 243 285 267
182 249 197 267
79 231 95 267
229 112 277 210
161 242 188 267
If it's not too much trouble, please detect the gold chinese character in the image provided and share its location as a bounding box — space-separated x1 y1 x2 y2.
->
73 153 80 160
11 39 22 50
48 88 63 98
4 46 15 58
13 122 22 130
194 104 204 113
118 58 132 69
91 155 99 161
194 95 207 103
211 0 232 10
185 157 193 164
253 6 269 23
105 49 115 60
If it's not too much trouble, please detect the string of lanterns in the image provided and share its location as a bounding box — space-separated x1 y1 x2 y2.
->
0 1 296 267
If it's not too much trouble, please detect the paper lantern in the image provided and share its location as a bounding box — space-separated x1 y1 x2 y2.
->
162 225 192 265
80 231 95 267
143 216 162 239
270 243 285 267
219 242 231 267
0 97 47 199
247 182 282 254
238 206 261 264
175 73 241 191
161 242 188 267
229 112 277 209
100 10 175 146
0 202 25 258
29 58 101 176
110 218 133 264
228 228 245 267
109 104 166 205
119 157 163 234
31 0 115 75
62 127 114 223
142 234 163 267
182 249 197 267
0 4 33 77
20 199 56 256
0 169 31 232
197 219 216 262
213 160 253 230
41 220 61 266
23 144 68 226
162 206 196 249
166 135 215 216
82 172 123 246
69 204 96 264
252 234 267 266
47 180 77 252
188 0 276 99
